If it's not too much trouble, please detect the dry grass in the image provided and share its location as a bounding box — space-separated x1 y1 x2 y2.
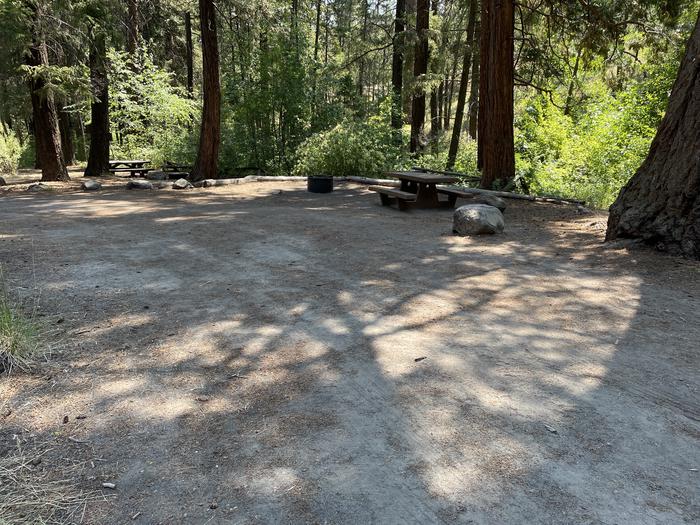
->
0 434 105 524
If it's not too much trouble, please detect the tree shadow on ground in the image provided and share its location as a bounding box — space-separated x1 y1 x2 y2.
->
1 183 698 524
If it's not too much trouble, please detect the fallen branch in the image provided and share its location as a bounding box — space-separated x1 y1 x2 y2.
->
439 185 586 206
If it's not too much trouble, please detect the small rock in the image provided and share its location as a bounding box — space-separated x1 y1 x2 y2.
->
209 501 218 510
27 182 50 192
62 415 69 424
576 205 593 215
0 176 6 186
126 180 153 190
145 171 167 181
102 482 116 489
81 179 102 191
30 457 42 466
172 178 193 190
453 204 505 236
76 415 87 420
544 424 558 434
196 395 211 402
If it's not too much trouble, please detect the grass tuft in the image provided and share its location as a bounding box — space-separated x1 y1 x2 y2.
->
0 271 40 374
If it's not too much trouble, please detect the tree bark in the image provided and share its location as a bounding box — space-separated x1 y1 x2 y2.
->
185 11 194 97
428 0 441 147
127 0 140 53
27 26 68 181
84 32 110 178
446 0 477 170
410 0 430 154
478 0 514 188
606 15 700 258
191 0 221 182
467 26 479 140
59 107 76 165
391 0 406 131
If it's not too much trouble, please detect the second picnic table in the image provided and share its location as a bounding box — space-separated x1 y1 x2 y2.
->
109 159 151 177
370 171 459 210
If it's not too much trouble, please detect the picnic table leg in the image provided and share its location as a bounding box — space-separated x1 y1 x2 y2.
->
412 182 441 208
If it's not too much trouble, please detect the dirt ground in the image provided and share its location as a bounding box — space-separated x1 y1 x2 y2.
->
1 174 699 524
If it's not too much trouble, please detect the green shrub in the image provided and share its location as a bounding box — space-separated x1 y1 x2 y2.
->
293 117 402 179
0 130 23 175
107 48 198 167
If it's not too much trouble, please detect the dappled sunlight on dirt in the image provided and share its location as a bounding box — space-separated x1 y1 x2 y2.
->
1 181 698 523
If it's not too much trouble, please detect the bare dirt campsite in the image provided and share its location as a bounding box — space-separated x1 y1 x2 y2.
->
1 176 698 524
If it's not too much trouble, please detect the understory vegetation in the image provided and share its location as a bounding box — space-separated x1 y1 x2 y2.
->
0 1 697 207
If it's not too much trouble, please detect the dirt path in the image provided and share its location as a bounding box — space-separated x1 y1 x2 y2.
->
1 181 698 524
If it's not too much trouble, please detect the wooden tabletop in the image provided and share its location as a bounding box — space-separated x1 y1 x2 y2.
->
386 171 458 184
109 160 150 165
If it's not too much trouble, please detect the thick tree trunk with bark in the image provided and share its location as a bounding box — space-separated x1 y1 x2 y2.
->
84 32 110 178
191 0 221 182
59 107 75 165
391 0 406 130
446 0 477 169
27 36 68 181
127 0 140 53
606 16 700 258
478 0 514 188
410 0 430 154
185 11 194 97
467 30 479 140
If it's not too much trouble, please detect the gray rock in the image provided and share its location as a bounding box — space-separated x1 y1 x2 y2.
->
127 180 153 190
151 181 169 189
469 194 507 213
0 176 6 186
81 179 102 191
27 182 50 192
145 171 167 181
453 204 505 236
172 178 193 190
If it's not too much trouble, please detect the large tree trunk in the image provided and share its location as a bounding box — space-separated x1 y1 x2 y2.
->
446 0 477 170
27 34 68 181
59 107 76 165
478 0 514 188
191 0 221 182
84 32 110 178
391 0 406 131
467 27 479 140
127 0 140 53
410 0 430 154
606 15 700 258
185 11 194 97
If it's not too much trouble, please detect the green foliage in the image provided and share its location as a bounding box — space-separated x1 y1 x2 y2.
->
514 43 680 208
0 274 39 374
293 111 402 179
107 48 198 166
0 129 23 175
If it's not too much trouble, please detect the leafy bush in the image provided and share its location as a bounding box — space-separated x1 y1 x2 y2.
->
107 48 198 166
0 130 23 175
293 116 402 179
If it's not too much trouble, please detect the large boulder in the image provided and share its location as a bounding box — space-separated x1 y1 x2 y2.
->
172 178 193 190
453 204 505 235
81 179 102 191
127 180 154 190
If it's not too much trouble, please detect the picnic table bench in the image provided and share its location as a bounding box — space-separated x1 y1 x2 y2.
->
162 161 193 179
109 160 151 177
371 171 459 210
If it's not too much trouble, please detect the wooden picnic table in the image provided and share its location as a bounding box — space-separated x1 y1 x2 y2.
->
109 159 151 177
371 171 459 210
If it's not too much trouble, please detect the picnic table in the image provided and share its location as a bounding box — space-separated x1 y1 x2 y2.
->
109 160 151 177
370 171 459 210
